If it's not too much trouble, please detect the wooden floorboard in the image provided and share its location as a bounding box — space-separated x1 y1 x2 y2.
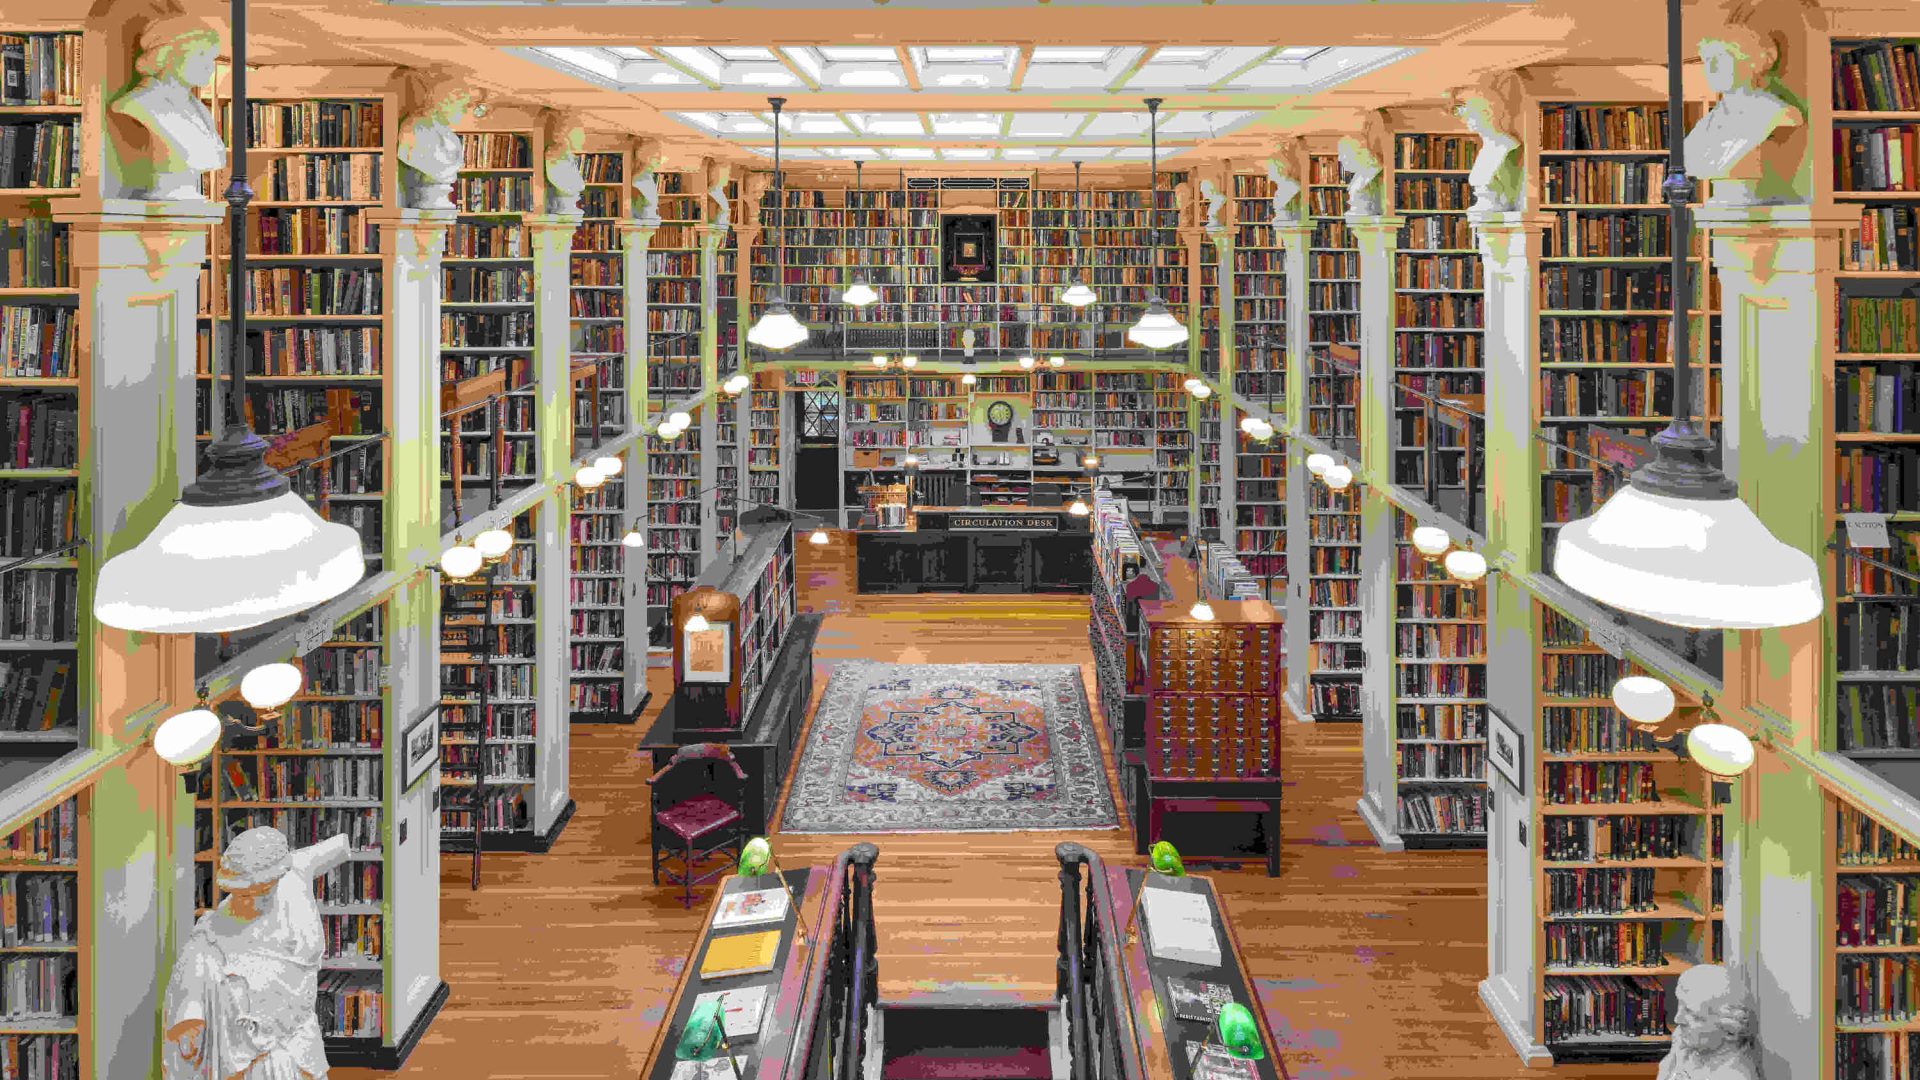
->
337 593 1651 1080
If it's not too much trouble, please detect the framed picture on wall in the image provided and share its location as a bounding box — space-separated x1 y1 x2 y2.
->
1486 707 1523 792
683 622 733 684
402 706 440 790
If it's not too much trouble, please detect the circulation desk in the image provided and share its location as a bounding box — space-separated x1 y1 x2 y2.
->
854 507 1093 594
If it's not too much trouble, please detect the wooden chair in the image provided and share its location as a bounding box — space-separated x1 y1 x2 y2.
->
646 743 749 908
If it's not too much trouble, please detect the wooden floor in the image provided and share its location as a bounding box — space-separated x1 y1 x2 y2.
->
339 590 1651 1080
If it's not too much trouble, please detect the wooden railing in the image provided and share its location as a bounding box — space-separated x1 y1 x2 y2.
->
782 842 880 1080
1055 842 1148 1080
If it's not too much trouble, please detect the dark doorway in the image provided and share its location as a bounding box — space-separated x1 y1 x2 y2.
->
794 386 840 518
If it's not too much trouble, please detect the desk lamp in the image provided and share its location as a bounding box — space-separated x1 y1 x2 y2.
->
674 997 742 1080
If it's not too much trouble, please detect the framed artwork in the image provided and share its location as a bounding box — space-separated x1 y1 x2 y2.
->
402 706 440 790
683 621 733 684
1486 707 1524 792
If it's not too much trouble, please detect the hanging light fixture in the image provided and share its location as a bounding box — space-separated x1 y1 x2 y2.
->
439 541 483 582
961 370 977 386
1047 355 1066 369
593 454 623 477
1189 601 1215 622
1018 355 1036 370
1189 382 1212 400
668 411 691 429
809 528 830 545
1068 497 1090 517
93 0 364 634
1687 722 1756 777
239 662 302 723
721 374 751 396
842 159 878 308
685 612 711 633
1411 526 1452 561
871 355 890 368
1549 0 1820 631
1305 453 1335 477
1128 99 1190 352
1444 549 1488 582
622 524 645 548
746 97 809 351
900 354 919 369
473 526 515 563
1611 675 1677 728
574 463 606 491
154 699 223 768
1060 161 1098 308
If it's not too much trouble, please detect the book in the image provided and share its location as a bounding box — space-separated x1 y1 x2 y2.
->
1139 886 1222 967
668 1055 747 1080
698 929 782 980
711 887 790 931
1166 976 1233 1023
690 984 771 1040
1186 1043 1259 1080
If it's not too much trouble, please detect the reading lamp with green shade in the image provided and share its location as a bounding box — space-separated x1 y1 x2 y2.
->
1149 841 1186 877
738 837 773 877
1215 1002 1265 1060
674 997 741 1078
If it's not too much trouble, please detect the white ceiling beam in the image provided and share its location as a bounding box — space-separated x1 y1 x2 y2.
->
1210 46 1278 91
1008 44 1034 93
895 47 923 92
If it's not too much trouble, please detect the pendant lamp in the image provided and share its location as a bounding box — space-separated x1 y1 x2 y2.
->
1128 99 1190 352
747 97 808 351
1549 0 1820 631
93 0 364 634
842 160 877 308
1060 161 1098 308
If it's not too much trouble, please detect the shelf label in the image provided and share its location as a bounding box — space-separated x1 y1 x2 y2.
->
1589 622 1627 659
293 619 330 656
1844 513 1892 550
379 665 393 688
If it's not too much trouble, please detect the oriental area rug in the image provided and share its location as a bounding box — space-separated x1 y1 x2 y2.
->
780 662 1117 833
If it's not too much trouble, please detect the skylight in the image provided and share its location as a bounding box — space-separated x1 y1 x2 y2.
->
1029 47 1117 64
818 46 897 62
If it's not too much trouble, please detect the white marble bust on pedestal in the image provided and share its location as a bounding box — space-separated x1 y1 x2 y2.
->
109 16 226 202
1656 966 1761 1080
397 73 478 210
543 110 586 215
631 138 666 225
1199 177 1227 233
1684 28 1800 206
1458 84 1523 214
1262 145 1304 224
1338 135 1383 217
706 159 733 232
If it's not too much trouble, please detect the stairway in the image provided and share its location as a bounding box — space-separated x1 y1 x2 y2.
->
873 994 1063 1080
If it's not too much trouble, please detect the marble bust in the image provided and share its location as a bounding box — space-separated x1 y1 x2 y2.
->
1338 135 1383 217
631 138 666 224
543 110 586 215
397 73 478 210
1198 175 1228 233
705 159 733 232
109 16 226 202
1656 966 1761 1080
1263 141 1304 224
1684 28 1800 205
1458 79 1524 214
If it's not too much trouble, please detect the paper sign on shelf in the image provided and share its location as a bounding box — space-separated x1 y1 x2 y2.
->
1844 513 1892 549
293 619 330 657
1589 622 1627 660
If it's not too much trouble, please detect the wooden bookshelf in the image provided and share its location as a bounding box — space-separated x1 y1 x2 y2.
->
571 149 626 451
1304 476 1362 722
0 793 82 1077
1389 508 1487 847
439 508 539 847
1231 171 1287 404
667 520 797 735
1533 605 1718 1062
1232 421 1286 604
1390 133 1484 518
1832 795 1920 1077
1829 37 1920 766
1196 393 1222 540
1307 152 1359 447
746 371 784 512
643 169 706 637
645 414 701 634
192 606 388 1054
568 449 629 723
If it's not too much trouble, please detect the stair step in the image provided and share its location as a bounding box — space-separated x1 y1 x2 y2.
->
879 1001 1054 1080
880 1049 1052 1080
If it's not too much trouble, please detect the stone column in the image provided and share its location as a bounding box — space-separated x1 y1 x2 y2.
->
617 220 657 706
1275 222 1314 720
696 224 726 568
368 208 457 561
1208 225 1237 549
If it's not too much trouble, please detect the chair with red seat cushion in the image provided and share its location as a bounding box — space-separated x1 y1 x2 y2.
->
647 742 750 907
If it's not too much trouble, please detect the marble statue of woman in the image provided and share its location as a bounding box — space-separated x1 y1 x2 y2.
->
1458 75 1524 214
1263 139 1304 224
396 73 478 210
631 138 666 224
705 159 733 232
1338 134 1383 217
162 827 352 1080
1656 966 1761 1080
543 110 586 215
109 15 226 202
1685 27 1799 205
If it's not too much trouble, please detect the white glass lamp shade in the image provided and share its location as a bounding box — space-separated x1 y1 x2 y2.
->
871 355 890 368
1239 416 1261 435
1068 498 1090 517
901 355 919 369
1611 675 1677 727
240 662 302 712
1189 601 1216 622
1048 355 1066 368
842 279 879 307
439 543 483 581
1060 280 1098 308
1305 453 1335 477
903 454 919 468
1322 464 1353 490
656 421 685 441
961 372 977 386
154 707 222 767
574 464 606 491
667 411 691 430
1411 526 1452 559
1183 378 1204 394
593 454 623 477
1552 485 1824 630
1190 383 1212 400
746 302 809 350
809 528 830 546
473 527 515 562
1444 549 1488 582
1018 355 1036 370
1687 722 1756 777
1127 298 1190 350
722 375 751 396
94 492 366 634
685 612 711 633
622 527 645 548
1083 453 1100 468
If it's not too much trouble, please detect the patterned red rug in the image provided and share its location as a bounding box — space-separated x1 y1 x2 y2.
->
780 662 1117 833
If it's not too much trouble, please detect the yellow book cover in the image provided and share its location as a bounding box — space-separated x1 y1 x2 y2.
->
698 929 782 980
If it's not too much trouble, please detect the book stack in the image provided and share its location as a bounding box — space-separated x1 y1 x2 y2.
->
0 795 77 1077
1390 509 1487 847
1139 885 1222 967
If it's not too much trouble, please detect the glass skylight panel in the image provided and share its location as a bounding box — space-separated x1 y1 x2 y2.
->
818 46 897 62
929 112 1001 136
941 147 994 160
714 112 772 135
1153 47 1223 64
1125 45 1269 88
1021 47 1142 90
832 68 906 88
532 47 624 81
1059 147 1113 160
1000 147 1055 160
1028 47 1116 64
656 47 723 80
1222 45 1414 91
1274 46 1327 61
1006 113 1083 139
673 111 723 130
785 112 851 135
921 47 1008 64
607 46 652 60
882 147 936 160
849 113 925 136
737 69 800 87
1079 113 1148 139
1156 110 1255 137
712 46 776 62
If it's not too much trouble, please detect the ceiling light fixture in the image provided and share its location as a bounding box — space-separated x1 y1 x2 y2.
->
1047 355 1066 368
473 526 515 563
1305 453 1334 477
1444 549 1488 582
746 97 809 351
1060 161 1097 308
1322 463 1353 490
1411 526 1452 561
593 454 623 477
93 0 363 634
1018 355 1036 370
842 159 878 308
1128 98 1190 352
1548 0 1820 631
1611 675 1677 727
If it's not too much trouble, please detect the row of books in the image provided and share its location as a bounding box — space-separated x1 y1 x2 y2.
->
0 120 75 190
1837 125 1920 194
1837 683 1920 752
445 266 531 303
1542 706 1661 755
1542 815 1694 862
1396 790 1486 833
1836 447 1920 513
0 395 75 470
1841 296 1920 354
459 133 531 170
1835 1031 1920 1080
1837 875 1920 947
1540 104 1668 153
1543 761 1664 805
0 484 72 558
1396 742 1485 779
0 874 72 947
1400 215 1476 251
0 305 72 378
1546 867 1662 917
0 33 78 107
0 956 72 1019
1395 134 1477 171
447 223 526 259
456 177 532 213
1835 40 1920 112
1543 920 1669 969
1542 161 1666 205
257 154 380 203
0 219 61 288
1542 975 1669 1044
0 569 72 644
1848 204 1920 272
1839 603 1920 671
236 100 382 150
1838 954 1920 1024
253 207 378 256
214 757 383 802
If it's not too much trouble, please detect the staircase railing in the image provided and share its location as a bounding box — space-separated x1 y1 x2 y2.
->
784 842 880 1080
1055 843 1148 1080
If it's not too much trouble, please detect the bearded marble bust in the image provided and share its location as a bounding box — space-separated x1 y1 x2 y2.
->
109 16 226 202
397 75 478 210
1657 966 1761 1080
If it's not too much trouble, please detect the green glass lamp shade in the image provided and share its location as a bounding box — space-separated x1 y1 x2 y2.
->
1215 1002 1264 1060
739 837 773 878
675 997 727 1061
1149 841 1186 877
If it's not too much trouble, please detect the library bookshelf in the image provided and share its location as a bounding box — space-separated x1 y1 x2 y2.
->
1228 169 1289 601
1389 507 1488 848
747 370 785 514
572 147 627 451
1826 36 1920 770
1233 422 1287 604
568 450 630 724
642 169 708 639
0 793 83 1079
1196 392 1222 540
1389 132 1484 521
0 27 82 761
1304 477 1362 722
1531 605 1721 1063
1306 152 1360 447
1831 794 1920 1078
191 606 390 1062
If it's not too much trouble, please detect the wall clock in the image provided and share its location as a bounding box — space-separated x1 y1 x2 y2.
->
987 400 1014 443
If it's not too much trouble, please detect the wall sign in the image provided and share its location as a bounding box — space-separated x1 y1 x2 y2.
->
948 514 1055 532
682 622 733 684
1486 707 1524 792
